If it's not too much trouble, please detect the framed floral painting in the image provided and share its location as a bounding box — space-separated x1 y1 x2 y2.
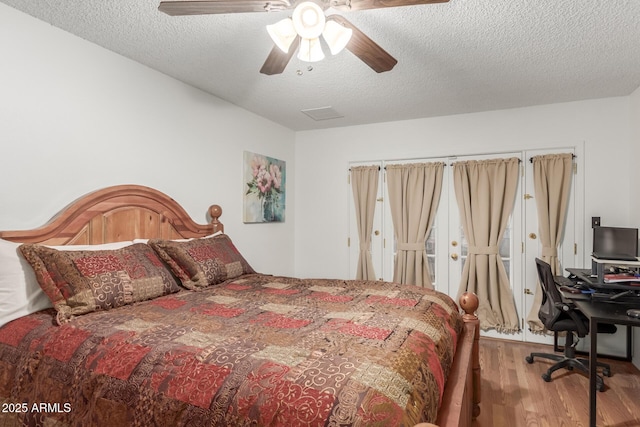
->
243 151 286 223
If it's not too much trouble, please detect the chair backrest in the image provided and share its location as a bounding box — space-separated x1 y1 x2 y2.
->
535 258 564 328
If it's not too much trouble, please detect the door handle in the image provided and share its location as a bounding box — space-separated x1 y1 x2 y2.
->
524 288 534 295
451 253 458 261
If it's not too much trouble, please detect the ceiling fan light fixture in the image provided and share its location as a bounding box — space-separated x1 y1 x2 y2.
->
266 18 297 53
298 37 325 62
322 20 352 55
292 2 326 39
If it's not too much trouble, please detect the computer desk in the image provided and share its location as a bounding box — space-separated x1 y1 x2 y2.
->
558 273 640 427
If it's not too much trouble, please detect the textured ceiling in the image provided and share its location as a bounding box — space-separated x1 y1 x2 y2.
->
3 0 640 131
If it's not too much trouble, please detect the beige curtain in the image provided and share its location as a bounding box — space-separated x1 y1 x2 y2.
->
526 153 574 331
386 162 444 288
453 157 520 333
351 166 379 280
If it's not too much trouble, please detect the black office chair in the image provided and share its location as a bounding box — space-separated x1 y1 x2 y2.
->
525 258 616 391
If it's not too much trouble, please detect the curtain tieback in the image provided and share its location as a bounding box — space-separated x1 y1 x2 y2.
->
468 245 499 255
359 239 371 251
397 242 425 251
542 246 558 257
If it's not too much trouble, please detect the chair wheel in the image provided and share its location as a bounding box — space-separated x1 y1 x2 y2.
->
525 355 534 364
603 369 611 377
567 366 574 371
597 382 605 392
541 373 552 382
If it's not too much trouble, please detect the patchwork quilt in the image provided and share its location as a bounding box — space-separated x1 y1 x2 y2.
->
0 274 463 427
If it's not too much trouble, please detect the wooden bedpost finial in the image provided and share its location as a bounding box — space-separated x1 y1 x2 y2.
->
208 205 223 233
459 292 479 321
459 291 481 419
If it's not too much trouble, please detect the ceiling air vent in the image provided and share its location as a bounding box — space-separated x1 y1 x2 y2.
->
301 106 344 121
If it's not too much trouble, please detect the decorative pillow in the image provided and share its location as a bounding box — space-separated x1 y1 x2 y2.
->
0 240 137 328
19 243 181 325
0 239 53 329
148 234 255 290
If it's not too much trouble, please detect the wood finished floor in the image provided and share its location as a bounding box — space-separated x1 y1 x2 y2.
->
472 338 640 427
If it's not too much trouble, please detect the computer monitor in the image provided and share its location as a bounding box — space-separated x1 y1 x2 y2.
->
592 226 638 261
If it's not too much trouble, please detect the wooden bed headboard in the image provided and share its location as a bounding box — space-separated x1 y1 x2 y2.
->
0 185 223 245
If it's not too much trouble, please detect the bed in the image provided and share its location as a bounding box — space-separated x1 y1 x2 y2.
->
0 184 480 427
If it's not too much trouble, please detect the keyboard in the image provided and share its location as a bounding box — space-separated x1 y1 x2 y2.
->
554 275 579 288
591 290 640 303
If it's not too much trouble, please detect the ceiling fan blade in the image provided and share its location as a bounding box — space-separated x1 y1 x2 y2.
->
330 0 447 12
158 0 294 16
260 36 301 75
326 15 397 73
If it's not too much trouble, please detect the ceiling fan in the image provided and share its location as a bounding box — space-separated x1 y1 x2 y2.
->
158 0 449 75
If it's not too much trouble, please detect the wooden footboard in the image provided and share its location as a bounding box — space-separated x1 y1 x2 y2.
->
415 292 480 427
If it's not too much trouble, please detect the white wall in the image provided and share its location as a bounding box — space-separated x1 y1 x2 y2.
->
629 87 640 369
0 4 296 275
294 97 632 279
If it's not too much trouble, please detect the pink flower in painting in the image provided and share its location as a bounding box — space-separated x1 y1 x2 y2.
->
270 164 282 190
256 167 272 194
251 156 268 179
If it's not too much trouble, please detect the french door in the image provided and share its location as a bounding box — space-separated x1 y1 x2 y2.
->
522 147 580 344
348 162 385 281
348 147 582 344
440 153 524 341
